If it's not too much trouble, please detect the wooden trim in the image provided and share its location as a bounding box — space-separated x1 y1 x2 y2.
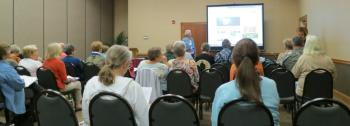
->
333 59 350 65
334 89 350 107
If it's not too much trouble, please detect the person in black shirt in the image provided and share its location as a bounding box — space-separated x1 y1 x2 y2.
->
195 43 215 65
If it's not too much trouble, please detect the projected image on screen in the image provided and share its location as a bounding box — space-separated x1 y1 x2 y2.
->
207 4 264 47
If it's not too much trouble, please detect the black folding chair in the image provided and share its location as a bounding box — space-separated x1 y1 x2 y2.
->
149 94 200 126
218 98 274 126
212 63 230 83
294 98 350 126
82 62 100 84
199 68 224 119
264 63 282 79
15 66 31 76
271 68 296 118
298 69 333 104
34 90 79 126
89 92 136 126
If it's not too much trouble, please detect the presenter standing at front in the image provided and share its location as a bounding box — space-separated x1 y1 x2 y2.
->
182 30 195 57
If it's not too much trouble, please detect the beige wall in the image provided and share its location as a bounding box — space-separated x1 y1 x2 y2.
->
299 0 350 61
0 0 114 59
127 0 300 53
114 0 128 36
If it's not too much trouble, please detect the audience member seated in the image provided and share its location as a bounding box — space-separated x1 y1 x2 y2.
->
62 44 84 78
211 38 280 126
182 29 195 56
215 39 232 64
230 62 264 80
43 43 82 110
169 41 199 91
282 36 304 70
7 44 21 66
276 38 293 65
82 45 148 126
164 43 175 61
292 35 336 97
195 43 215 65
0 43 26 116
296 27 308 44
86 41 105 68
18 45 42 77
138 47 169 92
58 42 67 59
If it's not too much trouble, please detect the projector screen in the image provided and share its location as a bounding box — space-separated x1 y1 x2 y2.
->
207 4 264 49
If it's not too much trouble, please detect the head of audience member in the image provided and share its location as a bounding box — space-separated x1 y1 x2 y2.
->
9 44 21 56
222 39 231 49
64 44 75 56
165 43 173 53
46 43 62 59
148 47 164 62
201 43 210 53
101 45 109 54
91 41 104 53
22 45 39 60
184 29 192 37
232 38 261 103
98 45 131 85
283 38 293 51
303 35 326 56
172 41 186 58
0 43 10 60
292 36 304 49
297 27 308 42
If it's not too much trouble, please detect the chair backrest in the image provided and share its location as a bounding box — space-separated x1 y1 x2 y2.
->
294 98 350 126
149 94 200 126
83 62 100 82
166 69 193 97
271 68 296 99
15 66 31 76
196 59 211 72
89 92 136 126
36 67 59 90
264 63 282 78
35 90 79 126
199 68 224 101
64 62 78 77
212 63 230 83
302 69 333 102
218 99 274 126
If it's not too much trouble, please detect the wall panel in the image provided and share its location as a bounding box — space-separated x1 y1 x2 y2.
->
101 0 115 45
86 0 101 56
68 0 86 59
44 0 67 48
0 0 13 44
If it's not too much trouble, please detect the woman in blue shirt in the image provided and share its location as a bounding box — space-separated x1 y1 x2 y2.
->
211 38 280 126
0 43 26 115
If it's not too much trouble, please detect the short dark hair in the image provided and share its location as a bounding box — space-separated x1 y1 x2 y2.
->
201 43 210 52
147 47 162 61
64 44 75 55
222 39 231 48
0 43 10 60
292 36 304 47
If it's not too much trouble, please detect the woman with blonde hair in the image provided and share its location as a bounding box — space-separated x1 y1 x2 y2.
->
86 41 105 68
292 35 336 96
43 43 82 110
19 45 42 77
82 45 149 126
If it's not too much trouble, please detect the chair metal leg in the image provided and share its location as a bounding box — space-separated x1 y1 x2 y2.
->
199 99 203 120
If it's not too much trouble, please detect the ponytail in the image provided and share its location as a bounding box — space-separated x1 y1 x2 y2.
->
98 64 117 86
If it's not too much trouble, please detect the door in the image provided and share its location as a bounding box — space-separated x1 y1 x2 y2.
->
181 22 207 56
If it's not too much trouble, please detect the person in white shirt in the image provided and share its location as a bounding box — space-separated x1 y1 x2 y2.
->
18 45 42 77
82 45 149 126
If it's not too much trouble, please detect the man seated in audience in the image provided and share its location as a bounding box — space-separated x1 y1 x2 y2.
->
7 44 22 66
83 45 148 126
276 38 293 65
211 38 280 126
195 43 215 65
169 41 199 92
215 39 232 64
86 41 105 68
0 43 26 123
62 44 84 78
292 35 336 97
18 45 42 77
164 43 175 61
138 47 169 92
282 36 304 70
43 43 82 110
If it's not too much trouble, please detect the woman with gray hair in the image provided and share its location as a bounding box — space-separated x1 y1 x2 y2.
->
7 44 22 66
169 41 200 91
276 38 293 65
82 45 149 126
182 29 196 56
18 45 42 76
292 35 336 96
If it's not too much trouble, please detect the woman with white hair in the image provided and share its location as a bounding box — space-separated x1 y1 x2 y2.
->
18 45 42 77
182 29 196 56
43 43 82 110
82 45 149 126
292 35 336 96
